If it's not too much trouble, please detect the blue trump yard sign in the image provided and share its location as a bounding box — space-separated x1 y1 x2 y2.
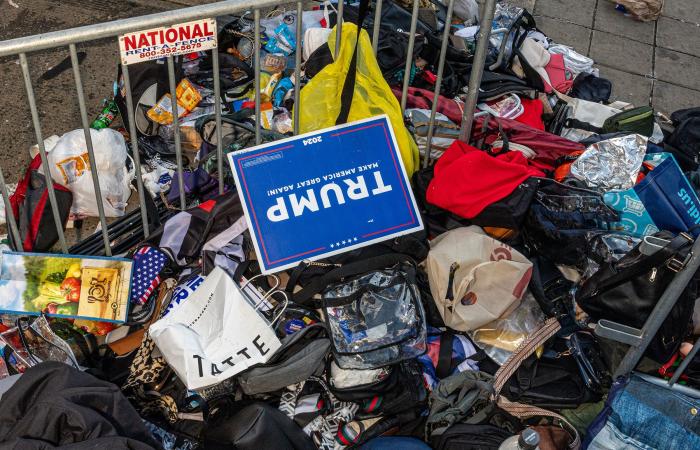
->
229 115 424 274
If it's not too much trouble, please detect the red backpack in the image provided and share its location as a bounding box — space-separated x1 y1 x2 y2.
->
9 154 72 251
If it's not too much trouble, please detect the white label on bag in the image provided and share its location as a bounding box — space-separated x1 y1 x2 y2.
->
149 267 282 390
118 18 217 65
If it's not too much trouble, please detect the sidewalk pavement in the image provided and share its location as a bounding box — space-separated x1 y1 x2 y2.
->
510 0 700 115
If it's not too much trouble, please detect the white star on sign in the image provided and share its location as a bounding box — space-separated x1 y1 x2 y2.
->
353 237 358 242
330 244 334 248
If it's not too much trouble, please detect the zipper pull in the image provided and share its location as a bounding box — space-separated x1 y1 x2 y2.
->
649 267 658 283
446 262 459 301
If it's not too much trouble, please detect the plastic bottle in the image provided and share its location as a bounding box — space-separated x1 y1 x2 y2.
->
91 99 119 129
498 428 541 450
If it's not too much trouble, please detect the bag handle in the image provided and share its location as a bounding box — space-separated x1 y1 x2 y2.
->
490 318 580 448
475 113 510 153
578 233 693 301
492 317 561 397
564 117 604 134
496 396 580 450
292 253 415 305
335 0 370 126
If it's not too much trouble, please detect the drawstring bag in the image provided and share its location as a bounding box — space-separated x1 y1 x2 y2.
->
296 6 419 176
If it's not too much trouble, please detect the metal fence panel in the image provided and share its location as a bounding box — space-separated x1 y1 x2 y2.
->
4 0 695 391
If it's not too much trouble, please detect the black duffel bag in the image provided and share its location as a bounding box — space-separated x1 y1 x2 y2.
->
523 179 619 268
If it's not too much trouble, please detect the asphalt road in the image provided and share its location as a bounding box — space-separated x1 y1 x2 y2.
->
0 0 179 178
0 0 292 246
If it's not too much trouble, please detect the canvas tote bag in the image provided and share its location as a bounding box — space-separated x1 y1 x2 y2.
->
426 226 532 331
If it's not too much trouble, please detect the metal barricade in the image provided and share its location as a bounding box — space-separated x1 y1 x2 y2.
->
1 0 699 401
0 0 496 256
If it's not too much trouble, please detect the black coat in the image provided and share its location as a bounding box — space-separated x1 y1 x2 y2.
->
0 361 160 449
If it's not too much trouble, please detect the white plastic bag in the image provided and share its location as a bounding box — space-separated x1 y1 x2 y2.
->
454 0 479 24
47 128 132 218
260 9 326 40
303 27 332 61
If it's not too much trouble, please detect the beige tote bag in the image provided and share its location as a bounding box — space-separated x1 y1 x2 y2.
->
426 226 533 331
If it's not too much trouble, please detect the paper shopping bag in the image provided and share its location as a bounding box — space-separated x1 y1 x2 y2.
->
149 267 282 389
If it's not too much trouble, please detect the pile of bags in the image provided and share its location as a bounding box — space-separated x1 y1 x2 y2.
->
2 1 700 449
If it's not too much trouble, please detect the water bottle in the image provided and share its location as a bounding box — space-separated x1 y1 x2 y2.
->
498 427 541 450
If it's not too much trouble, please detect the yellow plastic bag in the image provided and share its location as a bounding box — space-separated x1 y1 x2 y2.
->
296 23 419 176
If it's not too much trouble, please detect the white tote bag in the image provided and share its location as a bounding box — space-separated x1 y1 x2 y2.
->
149 267 282 390
425 226 533 332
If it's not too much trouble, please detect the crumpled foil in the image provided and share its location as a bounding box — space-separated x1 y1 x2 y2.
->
570 134 648 191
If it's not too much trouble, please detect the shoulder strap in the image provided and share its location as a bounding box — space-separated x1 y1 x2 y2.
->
496 397 580 450
490 317 580 449
284 260 341 296
579 233 693 300
492 317 561 397
436 332 455 380
564 118 604 134
335 0 370 125
292 253 415 305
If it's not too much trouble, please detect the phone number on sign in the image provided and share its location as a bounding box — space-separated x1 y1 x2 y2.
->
140 43 202 58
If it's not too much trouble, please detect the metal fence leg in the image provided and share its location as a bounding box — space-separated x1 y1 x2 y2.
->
254 8 262 146
614 237 700 378
335 0 345 59
371 0 383 54
0 167 21 249
69 44 112 256
399 0 420 113
458 0 497 142
121 64 151 239
211 49 225 195
166 55 186 210
293 1 302 136
19 53 68 253
669 338 700 386
422 0 455 168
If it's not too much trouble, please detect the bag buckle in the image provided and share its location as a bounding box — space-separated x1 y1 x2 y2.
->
667 252 692 273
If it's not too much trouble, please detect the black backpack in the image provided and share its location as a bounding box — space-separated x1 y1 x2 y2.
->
283 229 429 294
665 107 700 171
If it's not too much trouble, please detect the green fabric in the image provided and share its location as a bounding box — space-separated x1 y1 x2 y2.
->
426 371 495 436
561 400 605 436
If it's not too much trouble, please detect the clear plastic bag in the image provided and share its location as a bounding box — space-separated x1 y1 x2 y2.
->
324 268 427 369
581 233 640 282
470 291 545 365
